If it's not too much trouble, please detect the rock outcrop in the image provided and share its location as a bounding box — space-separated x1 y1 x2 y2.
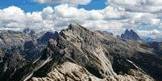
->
121 29 141 41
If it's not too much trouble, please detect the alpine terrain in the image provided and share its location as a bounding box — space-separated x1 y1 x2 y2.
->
0 24 161 81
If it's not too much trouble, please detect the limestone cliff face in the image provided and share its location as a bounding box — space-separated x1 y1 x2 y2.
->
0 24 161 81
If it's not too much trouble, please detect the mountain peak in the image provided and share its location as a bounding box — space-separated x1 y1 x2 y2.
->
60 24 91 38
64 23 89 32
121 29 141 41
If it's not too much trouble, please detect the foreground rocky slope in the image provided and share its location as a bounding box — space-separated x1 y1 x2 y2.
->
0 24 161 81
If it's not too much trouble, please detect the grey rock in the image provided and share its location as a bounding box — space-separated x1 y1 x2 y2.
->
0 24 161 81
121 29 141 41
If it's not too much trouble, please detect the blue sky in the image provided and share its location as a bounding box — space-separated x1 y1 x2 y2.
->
78 0 107 10
0 0 48 12
0 0 107 12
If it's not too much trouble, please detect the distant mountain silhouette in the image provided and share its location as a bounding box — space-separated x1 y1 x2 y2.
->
121 29 141 41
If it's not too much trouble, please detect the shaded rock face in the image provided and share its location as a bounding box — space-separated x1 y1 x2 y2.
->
160 43 162 52
121 29 141 41
147 42 162 55
0 31 33 48
37 32 59 44
0 24 161 81
0 30 59 81
148 42 160 49
23 28 35 37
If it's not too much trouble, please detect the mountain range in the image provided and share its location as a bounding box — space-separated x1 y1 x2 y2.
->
0 24 161 81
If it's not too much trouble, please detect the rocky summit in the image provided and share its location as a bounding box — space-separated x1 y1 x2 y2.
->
121 29 141 41
0 24 161 81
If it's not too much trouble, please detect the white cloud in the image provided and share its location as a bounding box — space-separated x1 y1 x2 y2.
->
0 4 125 33
0 6 51 31
55 4 79 18
0 6 25 22
53 4 126 33
103 6 126 20
109 0 162 12
129 13 160 25
1 1 162 40
137 29 162 40
87 10 103 20
42 6 54 19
